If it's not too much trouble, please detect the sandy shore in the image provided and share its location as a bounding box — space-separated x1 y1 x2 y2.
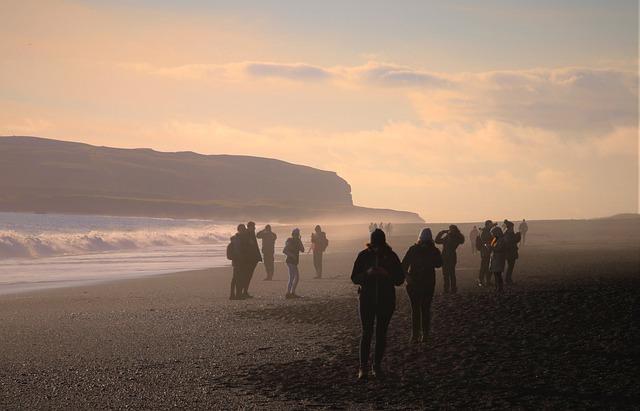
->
1 222 639 409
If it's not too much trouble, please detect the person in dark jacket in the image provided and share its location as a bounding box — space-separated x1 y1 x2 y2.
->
503 220 521 285
256 225 277 280
241 221 263 298
351 229 404 380
435 225 465 294
283 228 305 298
229 224 248 300
310 225 328 279
477 220 497 287
402 228 442 343
489 226 506 293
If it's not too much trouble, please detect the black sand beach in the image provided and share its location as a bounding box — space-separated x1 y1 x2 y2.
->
1 220 639 409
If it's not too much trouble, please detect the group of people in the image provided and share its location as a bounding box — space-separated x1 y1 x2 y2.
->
368 222 393 237
226 223 329 300
469 219 526 291
351 220 527 379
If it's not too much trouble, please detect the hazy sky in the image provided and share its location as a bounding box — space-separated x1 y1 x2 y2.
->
1 0 638 221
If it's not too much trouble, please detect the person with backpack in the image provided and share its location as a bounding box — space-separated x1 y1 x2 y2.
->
283 228 305 298
351 229 404 380
435 225 465 294
477 220 497 287
489 226 507 293
227 224 248 300
241 221 263 299
311 225 329 279
256 224 277 280
402 228 442 343
503 220 521 285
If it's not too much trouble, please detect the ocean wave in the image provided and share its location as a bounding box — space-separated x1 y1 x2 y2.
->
0 225 235 259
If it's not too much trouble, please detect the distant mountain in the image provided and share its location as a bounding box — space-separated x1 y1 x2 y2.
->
599 213 640 220
0 136 423 223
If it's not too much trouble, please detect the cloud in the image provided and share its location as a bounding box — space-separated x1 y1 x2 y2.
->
244 62 333 81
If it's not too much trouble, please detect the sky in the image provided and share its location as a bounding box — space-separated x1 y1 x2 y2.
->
1 0 638 222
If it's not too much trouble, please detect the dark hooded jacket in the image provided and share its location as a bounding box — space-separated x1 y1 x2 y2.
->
435 229 465 263
401 241 442 286
351 245 404 306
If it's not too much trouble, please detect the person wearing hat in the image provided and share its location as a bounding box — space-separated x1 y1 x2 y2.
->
503 220 521 285
401 228 442 343
283 228 305 298
477 220 497 287
435 225 465 294
351 229 404 380
489 226 507 292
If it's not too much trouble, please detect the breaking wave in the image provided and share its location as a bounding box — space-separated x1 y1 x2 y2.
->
0 225 236 259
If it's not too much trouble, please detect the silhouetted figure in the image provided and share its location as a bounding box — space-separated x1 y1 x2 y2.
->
386 222 393 239
373 223 378 231
257 224 277 280
435 225 465 294
240 221 262 298
489 226 506 293
519 219 529 246
503 220 521 285
469 226 479 255
228 224 248 300
379 222 384 232
402 228 442 343
283 228 305 298
477 220 497 287
311 225 329 279
351 229 404 380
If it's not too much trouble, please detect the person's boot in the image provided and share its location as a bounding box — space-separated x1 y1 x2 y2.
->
357 368 368 380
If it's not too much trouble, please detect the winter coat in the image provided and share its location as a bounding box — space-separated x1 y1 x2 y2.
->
351 245 404 307
489 236 507 273
256 230 277 254
401 242 442 286
435 230 465 264
283 237 305 265
503 229 521 260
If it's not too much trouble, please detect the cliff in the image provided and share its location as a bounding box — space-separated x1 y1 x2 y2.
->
0 136 423 223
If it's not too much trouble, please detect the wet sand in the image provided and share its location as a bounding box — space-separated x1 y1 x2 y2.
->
1 221 639 409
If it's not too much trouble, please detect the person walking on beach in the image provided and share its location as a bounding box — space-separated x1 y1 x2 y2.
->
241 221 262 298
503 220 521 285
435 225 465 294
402 228 442 343
386 222 393 239
489 226 507 293
519 219 529 246
228 224 248 300
310 225 329 279
256 224 277 280
283 228 305 298
477 220 497 287
469 226 479 255
351 229 404 380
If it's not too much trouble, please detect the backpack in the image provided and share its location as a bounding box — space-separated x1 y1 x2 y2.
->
226 240 235 261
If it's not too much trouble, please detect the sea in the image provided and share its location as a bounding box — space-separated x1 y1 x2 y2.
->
0 212 240 294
